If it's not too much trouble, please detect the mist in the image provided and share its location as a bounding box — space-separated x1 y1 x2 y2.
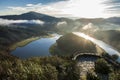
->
0 18 44 25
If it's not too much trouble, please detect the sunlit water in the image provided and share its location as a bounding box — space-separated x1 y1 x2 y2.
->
11 32 120 62
11 34 61 59
73 32 120 63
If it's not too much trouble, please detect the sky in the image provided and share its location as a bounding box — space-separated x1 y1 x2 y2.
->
0 0 120 18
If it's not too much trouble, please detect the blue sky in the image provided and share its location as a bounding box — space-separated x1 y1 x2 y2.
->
0 0 120 18
0 0 65 9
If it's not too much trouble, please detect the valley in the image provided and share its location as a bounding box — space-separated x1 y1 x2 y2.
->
0 11 120 80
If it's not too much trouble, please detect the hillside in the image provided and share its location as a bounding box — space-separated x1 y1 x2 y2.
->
93 30 120 52
50 33 97 56
57 33 97 53
0 11 60 22
0 25 48 58
0 55 79 80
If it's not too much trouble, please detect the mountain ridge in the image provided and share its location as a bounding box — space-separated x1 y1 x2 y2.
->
0 11 60 22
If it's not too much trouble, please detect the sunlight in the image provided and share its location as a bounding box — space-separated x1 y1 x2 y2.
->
73 32 120 62
73 32 94 41
3 0 109 18
63 0 107 18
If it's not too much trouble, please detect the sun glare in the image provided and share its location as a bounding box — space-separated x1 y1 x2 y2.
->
73 32 94 41
63 0 106 18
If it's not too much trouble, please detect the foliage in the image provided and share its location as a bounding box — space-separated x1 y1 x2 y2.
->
95 59 112 74
56 33 97 54
109 70 120 80
111 54 119 60
0 56 80 80
0 25 47 57
86 72 100 80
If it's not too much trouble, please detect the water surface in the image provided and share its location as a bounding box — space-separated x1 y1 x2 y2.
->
11 34 60 59
73 32 120 62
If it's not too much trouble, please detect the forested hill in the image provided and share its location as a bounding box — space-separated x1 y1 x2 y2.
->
54 33 97 55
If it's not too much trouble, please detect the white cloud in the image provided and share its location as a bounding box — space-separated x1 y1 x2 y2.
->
5 0 110 18
0 18 44 25
26 4 34 7
82 23 99 31
57 21 67 26
8 7 26 11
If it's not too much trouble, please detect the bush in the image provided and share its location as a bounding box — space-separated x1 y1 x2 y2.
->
0 56 80 80
86 72 100 80
95 59 112 74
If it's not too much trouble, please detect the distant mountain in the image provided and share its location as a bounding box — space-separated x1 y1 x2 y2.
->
76 18 105 24
76 17 120 25
1 12 120 31
0 11 60 22
74 17 120 31
106 17 120 25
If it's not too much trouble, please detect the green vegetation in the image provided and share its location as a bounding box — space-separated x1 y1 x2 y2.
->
0 25 120 80
49 43 70 56
109 70 120 80
50 33 98 56
83 58 120 80
0 56 80 80
57 33 97 53
0 25 47 57
95 59 112 74
111 54 119 61
86 72 100 80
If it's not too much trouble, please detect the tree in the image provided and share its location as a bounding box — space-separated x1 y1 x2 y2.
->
111 54 119 60
86 72 100 80
95 59 112 74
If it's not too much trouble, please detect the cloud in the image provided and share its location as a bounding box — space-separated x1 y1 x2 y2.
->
105 0 120 4
6 0 108 18
26 4 34 7
0 18 44 25
57 21 67 26
8 7 26 11
104 0 120 15
82 23 99 31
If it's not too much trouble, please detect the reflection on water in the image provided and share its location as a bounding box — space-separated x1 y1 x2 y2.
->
73 32 120 62
11 32 120 62
11 34 61 59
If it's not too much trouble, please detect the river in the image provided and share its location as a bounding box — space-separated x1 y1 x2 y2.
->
73 32 120 63
11 34 61 59
11 32 120 63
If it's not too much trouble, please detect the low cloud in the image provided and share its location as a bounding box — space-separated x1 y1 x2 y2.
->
0 18 44 25
57 21 67 26
82 23 99 31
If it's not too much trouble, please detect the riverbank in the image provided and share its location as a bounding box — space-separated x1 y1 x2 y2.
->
9 37 40 51
9 33 55 51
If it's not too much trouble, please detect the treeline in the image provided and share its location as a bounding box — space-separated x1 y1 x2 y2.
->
0 56 79 80
86 58 120 80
